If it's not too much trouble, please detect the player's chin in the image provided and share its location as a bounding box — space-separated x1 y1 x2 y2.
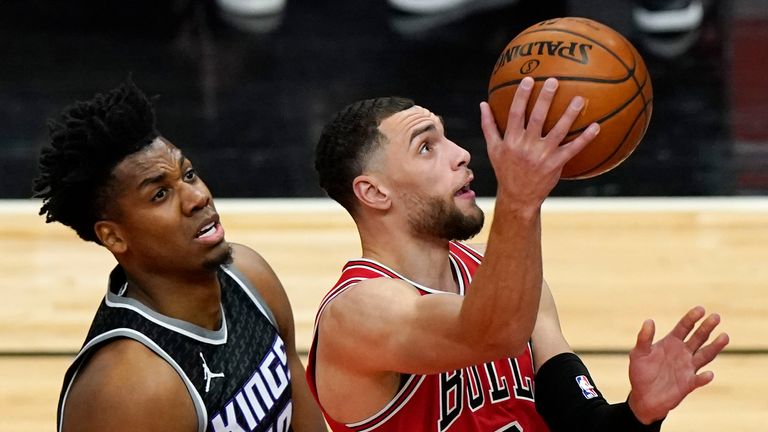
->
467 206 485 225
455 200 484 224
202 242 233 270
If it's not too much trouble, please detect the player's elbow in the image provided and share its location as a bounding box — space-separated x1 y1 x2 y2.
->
497 327 534 357
473 338 528 361
468 322 534 359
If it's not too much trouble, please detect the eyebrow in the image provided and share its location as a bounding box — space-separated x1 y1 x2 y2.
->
408 116 445 147
137 154 187 190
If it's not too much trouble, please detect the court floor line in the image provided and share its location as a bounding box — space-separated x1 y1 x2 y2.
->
3 196 768 214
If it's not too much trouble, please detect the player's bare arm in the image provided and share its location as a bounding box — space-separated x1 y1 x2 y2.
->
529 280 573 369
231 244 327 432
474 78 598 347
460 77 598 354
317 277 497 422
314 277 559 422
320 277 512 376
61 339 197 432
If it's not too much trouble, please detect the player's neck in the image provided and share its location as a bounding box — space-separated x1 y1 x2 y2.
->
360 230 458 293
123 269 223 330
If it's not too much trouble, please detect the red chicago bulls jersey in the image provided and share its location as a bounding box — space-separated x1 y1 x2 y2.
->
307 241 550 432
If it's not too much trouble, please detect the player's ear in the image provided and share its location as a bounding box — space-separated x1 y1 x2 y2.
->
352 175 391 211
94 220 128 254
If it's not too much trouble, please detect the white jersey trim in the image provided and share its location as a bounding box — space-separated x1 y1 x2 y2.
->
451 242 483 266
448 255 467 296
350 258 462 296
312 277 365 333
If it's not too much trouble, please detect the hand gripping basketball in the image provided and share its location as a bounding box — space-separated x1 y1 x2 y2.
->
488 17 653 179
480 76 599 208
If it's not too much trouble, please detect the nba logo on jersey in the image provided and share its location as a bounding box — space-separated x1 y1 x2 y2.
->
575 375 599 399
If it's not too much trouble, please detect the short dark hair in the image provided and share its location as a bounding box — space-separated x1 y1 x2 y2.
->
315 97 415 213
32 78 160 244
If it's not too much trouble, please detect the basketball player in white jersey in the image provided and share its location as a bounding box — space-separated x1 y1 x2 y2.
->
308 77 729 431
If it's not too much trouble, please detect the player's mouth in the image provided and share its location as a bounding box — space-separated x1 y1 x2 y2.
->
194 217 225 244
455 175 475 199
455 183 476 199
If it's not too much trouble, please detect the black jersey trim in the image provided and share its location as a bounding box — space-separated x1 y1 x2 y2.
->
448 255 467 296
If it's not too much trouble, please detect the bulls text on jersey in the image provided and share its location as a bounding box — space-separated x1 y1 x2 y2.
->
438 357 535 431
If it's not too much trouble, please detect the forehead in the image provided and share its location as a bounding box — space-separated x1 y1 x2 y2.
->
378 105 442 143
111 137 184 183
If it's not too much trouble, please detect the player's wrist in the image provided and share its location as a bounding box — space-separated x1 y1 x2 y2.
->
627 391 667 425
492 194 543 221
535 353 666 432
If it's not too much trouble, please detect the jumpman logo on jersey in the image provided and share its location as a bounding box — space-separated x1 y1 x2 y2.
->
200 352 225 393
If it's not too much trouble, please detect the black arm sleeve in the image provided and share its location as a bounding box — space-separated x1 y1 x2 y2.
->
534 352 664 432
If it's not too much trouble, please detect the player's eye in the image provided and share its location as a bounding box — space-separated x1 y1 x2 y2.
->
152 188 168 202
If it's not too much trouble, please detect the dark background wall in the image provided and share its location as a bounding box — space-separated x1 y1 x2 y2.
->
1 0 765 199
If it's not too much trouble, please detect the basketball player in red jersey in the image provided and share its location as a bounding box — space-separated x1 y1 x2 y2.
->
309 77 729 432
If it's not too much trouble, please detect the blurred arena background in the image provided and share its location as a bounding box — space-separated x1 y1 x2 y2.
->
1 0 766 430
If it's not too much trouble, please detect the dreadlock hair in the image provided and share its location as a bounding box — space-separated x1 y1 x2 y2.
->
315 96 415 214
32 78 160 244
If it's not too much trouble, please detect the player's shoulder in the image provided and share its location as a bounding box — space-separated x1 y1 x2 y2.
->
228 243 284 296
63 339 195 430
228 242 293 335
324 276 421 317
230 242 272 274
80 338 183 394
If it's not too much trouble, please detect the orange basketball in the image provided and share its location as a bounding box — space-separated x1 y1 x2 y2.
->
488 17 653 179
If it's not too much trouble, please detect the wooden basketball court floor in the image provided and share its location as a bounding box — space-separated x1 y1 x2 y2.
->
1 197 766 431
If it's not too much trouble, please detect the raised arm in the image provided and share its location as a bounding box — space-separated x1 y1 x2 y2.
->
468 77 597 358
320 78 599 376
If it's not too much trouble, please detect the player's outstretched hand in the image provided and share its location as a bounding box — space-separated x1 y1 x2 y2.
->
627 306 730 424
479 76 599 208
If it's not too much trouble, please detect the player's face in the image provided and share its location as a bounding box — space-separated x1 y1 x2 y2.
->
377 105 484 240
108 137 231 272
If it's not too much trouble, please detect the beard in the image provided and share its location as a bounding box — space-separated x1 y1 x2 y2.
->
202 243 234 271
406 194 484 241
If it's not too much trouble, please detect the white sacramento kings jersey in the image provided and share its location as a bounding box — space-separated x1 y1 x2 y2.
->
57 264 293 432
